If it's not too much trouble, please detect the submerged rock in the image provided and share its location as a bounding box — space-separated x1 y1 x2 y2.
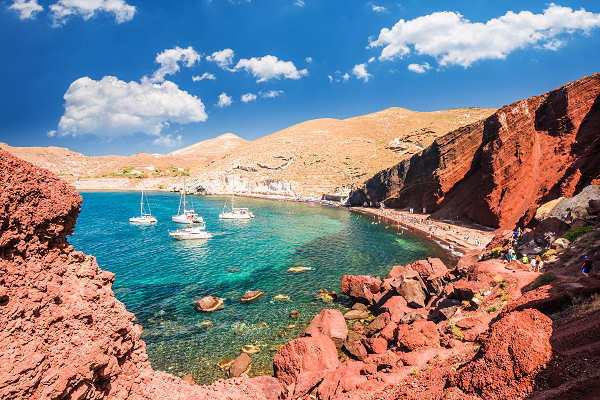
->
194 296 224 312
242 345 260 354
241 291 264 303
229 353 252 378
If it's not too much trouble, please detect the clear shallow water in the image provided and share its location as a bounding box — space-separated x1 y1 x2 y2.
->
70 192 447 384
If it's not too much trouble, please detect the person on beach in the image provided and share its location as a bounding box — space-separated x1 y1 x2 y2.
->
522 254 529 265
530 257 537 271
508 248 515 260
582 256 592 276
536 255 543 272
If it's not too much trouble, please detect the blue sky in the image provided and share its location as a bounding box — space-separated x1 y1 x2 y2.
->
1 0 599 155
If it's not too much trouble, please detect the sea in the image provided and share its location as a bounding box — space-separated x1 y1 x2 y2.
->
70 191 448 384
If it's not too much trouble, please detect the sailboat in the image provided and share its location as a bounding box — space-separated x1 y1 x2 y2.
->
219 193 254 220
172 178 204 224
129 190 158 225
169 225 212 240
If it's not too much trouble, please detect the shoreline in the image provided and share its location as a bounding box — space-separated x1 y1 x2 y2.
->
350 207 495 259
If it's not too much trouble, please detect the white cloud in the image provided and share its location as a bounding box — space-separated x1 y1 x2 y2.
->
206 48 235 69
294 0 305 7
328 71 350 83
153 134 182 147
305 56 313 63
50 0 136 26
217 92 233 108
342 72 350 82
542 39 565 51
260 89 284 98
47 129 57 137
234 55 308 82
8 0 43 19
57 76 207 138
371 4 386 13
352 63 371 82
192 72 216 81
407 62 431 73
241 93 257 103
369 4 600 68
368 57 376 63
152 46 201 82
328 75 333 82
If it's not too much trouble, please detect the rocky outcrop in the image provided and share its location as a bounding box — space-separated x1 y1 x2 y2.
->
0 149 281 400
349 73 600 228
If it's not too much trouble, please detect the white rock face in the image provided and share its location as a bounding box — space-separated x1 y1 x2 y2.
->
535 185 600 222
178 173 297 197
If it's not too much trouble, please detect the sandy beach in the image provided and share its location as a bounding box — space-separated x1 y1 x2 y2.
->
351 207 495 257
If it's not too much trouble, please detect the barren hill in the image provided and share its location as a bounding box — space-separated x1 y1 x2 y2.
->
1 106 495 195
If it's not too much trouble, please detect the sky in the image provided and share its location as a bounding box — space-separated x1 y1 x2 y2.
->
1 0 599 155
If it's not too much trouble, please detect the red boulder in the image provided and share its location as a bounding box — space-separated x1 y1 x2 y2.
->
396 320 440 351
341 275 382 304
304 309 348 348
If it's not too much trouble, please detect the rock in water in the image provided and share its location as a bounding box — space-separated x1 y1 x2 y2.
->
241 290 264 302
229 353 252 377
194 296 224 312
304 309 348 348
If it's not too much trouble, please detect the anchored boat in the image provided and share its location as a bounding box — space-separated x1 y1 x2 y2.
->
129 190 157 225
219 193 254 220
169 225 212 240
172 178 204 224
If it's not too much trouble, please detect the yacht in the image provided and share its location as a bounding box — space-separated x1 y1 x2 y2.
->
219 193 254 220
172 178 204 224
129 190 158 225
169 225 212 240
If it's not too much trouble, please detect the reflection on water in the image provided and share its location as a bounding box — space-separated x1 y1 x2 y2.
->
71 192 448 384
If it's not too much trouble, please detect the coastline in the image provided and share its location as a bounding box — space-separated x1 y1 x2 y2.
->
350 207 495 259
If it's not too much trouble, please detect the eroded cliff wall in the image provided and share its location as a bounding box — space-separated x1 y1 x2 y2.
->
0 149 281 399
349 73 600 228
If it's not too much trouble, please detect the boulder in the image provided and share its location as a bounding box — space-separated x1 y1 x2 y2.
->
396 320 440 351
400 312 426 325
273 334 340 386
362 337 388 354
380 296 410 323
229 352 252 377
365 312 391 336
241 290 264 302
194 296 223 312
453 309 552 400
552 237 570 250
343 340 368 361
341 275 382 304
304 309 348 348
391 278 426 308
378 322 397 342
343 309 370 320
453 279 487 301
181 374 195 385
249 376 284 400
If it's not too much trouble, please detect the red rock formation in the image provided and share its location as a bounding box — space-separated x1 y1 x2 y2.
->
349 73 600 229
0 149 282 400
304 308 348 347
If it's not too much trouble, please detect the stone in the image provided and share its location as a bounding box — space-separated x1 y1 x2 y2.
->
273 334 340 386
181 374 195 385
229 352 252 378
380 296 410 323
343 309 370 320
391 278 426 308
365 312 391 336
352 302 368 311
341 275 382 304
241 291 264 302
194 296 224 312
343 340 368 361
362 337 388 354
552 237 570 250
289 310 299 319
241 345 260 354
400 312 426 325
396 320 440 351
304 309 348 348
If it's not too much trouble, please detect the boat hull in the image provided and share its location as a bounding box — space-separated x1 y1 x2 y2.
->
172 214 204 224
169 231 212 240
129 216 157 225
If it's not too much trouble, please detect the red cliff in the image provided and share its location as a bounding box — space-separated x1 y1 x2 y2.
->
349 73 600 228
0 148 282 400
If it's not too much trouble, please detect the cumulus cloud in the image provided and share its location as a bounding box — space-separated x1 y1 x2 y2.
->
8 0 43 19
217 92 233 108
371 4 386 13
192 72 216 81
368 57 375 63
294 0 305 7
57 76 207 138
47 129 57 137
206 48 235 69
328 71 350 83
153 134 182 147
305 56 313 63
352 63 371 82
234 55 308 82
152 46 201 82
369 4 600 68
241 93 257 103
407 62 431 73
260 89 284 98
50 0 136 26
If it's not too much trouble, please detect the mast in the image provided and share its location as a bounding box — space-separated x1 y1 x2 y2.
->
140 190 144 217
183 176 187 212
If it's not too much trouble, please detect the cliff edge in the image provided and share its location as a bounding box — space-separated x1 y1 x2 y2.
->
349 73 600 229
0 148 282 399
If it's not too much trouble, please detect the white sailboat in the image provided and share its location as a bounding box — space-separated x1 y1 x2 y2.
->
219 193 254 220
169 225 212 240
172 178 204 224
129 190 158 225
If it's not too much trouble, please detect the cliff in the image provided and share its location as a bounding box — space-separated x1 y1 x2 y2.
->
0 148 282 399
349 73 600 229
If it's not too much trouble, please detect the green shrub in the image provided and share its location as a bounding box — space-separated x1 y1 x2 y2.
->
491 247 502 257
541 249 557 260
532 272 556 289
563 226 594 242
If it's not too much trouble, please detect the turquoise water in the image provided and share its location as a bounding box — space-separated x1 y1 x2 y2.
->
70 192 448 384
